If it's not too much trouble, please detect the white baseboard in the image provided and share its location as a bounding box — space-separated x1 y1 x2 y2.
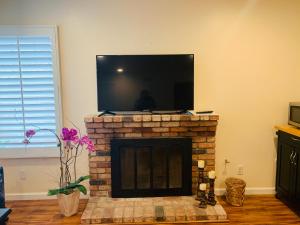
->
215 187 275 196
6 192 90 201
6 188 275 201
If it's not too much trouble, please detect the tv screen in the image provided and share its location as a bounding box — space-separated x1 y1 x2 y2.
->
96 54 194 112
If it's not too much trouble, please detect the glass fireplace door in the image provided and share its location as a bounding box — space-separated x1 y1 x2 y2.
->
111 137 191 198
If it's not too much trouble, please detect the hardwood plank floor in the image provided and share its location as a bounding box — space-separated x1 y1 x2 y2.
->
6 195 300 225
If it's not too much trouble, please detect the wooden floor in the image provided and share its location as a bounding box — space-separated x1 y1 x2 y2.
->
6 195 300 225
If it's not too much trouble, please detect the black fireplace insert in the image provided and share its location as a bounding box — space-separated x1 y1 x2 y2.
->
111 137 192 198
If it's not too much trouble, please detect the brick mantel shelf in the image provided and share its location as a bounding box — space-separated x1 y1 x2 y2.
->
84 114 219 197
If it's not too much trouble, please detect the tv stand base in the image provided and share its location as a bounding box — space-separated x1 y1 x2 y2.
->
98 110 116 117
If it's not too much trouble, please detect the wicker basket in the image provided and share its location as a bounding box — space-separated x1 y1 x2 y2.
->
225 177 246 206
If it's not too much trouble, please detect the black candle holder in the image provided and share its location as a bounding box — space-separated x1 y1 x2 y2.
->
198 189 207 208
196 167 204 200
207 178 217 206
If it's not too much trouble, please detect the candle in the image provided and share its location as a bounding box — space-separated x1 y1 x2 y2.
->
198 160 205 168
208 170 216 179
199 183 206 191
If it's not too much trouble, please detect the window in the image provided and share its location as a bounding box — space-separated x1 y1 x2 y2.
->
0 26 62 158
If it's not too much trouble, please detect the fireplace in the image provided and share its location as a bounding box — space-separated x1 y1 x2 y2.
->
82 114 226 224
85 114 218 197
111 137 192 197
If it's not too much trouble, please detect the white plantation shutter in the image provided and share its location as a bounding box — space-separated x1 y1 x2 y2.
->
0 26 61 158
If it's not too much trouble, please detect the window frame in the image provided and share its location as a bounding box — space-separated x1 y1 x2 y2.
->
0 25 62 159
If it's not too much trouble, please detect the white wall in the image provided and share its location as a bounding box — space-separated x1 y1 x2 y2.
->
0 0 300 197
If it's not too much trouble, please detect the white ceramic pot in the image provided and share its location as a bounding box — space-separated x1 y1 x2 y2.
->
57 189 80 217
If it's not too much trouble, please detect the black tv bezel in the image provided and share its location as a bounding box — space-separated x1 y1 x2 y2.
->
96 54 195 112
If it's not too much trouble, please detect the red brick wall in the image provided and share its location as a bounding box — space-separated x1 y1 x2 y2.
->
84 114 219 197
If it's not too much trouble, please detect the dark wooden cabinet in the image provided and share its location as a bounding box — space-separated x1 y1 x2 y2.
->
276 129 300 215
294 146 300 201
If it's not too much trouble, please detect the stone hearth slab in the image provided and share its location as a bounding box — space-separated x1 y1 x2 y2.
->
81 196 227 224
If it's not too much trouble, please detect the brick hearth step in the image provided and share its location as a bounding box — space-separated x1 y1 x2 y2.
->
81 196 227 224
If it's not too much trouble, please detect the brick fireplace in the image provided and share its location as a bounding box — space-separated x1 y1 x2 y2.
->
84 113 219 197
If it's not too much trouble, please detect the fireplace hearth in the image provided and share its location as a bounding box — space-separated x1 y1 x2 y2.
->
111 137 192 197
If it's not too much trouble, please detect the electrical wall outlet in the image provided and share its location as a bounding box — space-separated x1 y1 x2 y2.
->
237 164 244 175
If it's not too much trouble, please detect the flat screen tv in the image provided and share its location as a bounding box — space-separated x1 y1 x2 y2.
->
96 54 194 112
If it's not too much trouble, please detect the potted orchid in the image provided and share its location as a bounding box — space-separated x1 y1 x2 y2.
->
24 127 95 217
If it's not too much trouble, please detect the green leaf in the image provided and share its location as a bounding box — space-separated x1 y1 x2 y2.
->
48 186 75 196
65 182 78 189
48 189 60 196
75 175 90 184
76 184 87 195
48 175 90 196
48 188 71 196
